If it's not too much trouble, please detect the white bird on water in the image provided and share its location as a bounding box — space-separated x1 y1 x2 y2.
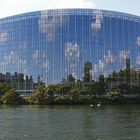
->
97 103 101 107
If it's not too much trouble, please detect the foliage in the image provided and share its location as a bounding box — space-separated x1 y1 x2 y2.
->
131 86 140 94
106 90 121 101
54 95 71 104
1 65 140 105
70 89 80 102
2 89 26 105
118 84 131 94
47 84 57 99
56 84 71 95
29 85 48 104
0 83 11 96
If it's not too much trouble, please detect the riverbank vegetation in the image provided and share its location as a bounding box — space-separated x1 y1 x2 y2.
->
1 60 140 105
1 62 140 105
0 84 26 105
0 82 140 105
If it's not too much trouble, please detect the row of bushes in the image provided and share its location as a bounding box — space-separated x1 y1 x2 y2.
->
0 83 140 105
0 84 101 105
0 84 27 104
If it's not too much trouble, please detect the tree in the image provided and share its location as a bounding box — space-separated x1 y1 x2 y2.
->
54 95 71 104
118 83 131 94
56 84 71 95
83 83 97 95
130 85 140 94
70 89 80 102
29 85 48 104
47 84 57 100
2 89 25 104
106 90 121 101
0 83 11 96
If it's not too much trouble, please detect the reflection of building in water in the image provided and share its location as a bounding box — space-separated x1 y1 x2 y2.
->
83 61 92 82
0 9 140 95
126 58 130 70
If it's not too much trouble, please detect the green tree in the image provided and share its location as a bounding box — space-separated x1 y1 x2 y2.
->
47 84 57 100
106 90 121 101
2 89 25 104
29 85 48 104
56 84 71 95
82 83 97 97
70 89 80 102
54 95 71 104
131 85 140 94
118 83 130 94
0 83 11 96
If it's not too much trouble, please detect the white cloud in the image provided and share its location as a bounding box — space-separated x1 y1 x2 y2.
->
92 51 116 80
99 60 104 69
91 10 103 34
4 51 16 64
32 49 49 71
4 51 27 73
136 55 140 65
92 64 99 81
39 11 68 41
33 50 46 59
0 0 96 18
38 11 49 34
72 72 77 79
39 11 60 41
65 42 80 61
103 51 115 65
93 51 115 75
93 51 116 78
33 50 40 59
65 42 80 79
0 31 9 45
17 59 27 71
18 59 26 65
119 50 130 60
136 36 140 47
4 51 26 66
4 50 49 74
42 60 49 71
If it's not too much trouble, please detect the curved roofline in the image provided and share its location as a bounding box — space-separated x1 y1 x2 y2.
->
0 8 140 22
40 8 140 18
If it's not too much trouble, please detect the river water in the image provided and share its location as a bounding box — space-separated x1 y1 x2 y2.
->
0 105 140 140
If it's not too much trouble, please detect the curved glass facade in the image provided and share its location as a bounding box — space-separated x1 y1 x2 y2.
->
0 9 140 94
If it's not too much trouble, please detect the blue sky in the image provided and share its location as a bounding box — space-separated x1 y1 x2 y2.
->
0 0 140 18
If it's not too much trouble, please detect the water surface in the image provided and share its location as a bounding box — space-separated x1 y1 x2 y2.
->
0 105 140 140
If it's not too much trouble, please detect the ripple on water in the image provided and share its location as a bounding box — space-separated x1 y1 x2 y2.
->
0 105 140 140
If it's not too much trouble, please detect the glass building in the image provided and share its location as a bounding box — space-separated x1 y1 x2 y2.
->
0 9 140 95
